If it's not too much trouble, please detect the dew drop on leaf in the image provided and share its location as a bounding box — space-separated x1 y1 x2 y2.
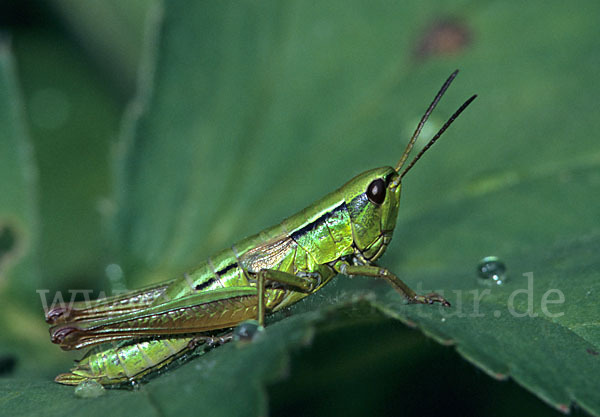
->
74 380 105 398
233 320 263 344
477 256 507 285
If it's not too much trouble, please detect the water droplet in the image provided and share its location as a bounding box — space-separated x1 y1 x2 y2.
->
74 380 105 398
129 379 141 391
477 256 507 285
233 320 263 344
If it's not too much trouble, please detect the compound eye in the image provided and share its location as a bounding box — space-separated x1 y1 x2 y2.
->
366 178 386 205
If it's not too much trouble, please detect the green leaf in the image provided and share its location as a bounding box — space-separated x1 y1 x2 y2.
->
0 39 54 377
15 24 121 289
110 1 600 414
3 0 600 416
0 40 38 297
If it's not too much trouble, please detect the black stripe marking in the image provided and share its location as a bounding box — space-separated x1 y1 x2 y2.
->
195 278 216 291
217 262 238 275
290 202 346 241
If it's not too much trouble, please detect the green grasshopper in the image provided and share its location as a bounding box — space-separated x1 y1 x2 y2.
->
46 70 476 386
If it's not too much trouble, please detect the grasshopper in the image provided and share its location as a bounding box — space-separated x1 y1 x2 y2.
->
46 70 476 386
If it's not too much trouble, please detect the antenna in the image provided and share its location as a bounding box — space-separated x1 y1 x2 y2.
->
399 94 477 179
395 69 459 173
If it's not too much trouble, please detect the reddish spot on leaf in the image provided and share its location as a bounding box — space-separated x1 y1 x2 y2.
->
415 20 472 60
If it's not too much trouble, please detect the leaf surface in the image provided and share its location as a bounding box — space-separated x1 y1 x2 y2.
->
2 1 600 416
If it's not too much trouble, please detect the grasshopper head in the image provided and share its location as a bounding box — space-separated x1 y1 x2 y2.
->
345 70 476 262
342 167 401 261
